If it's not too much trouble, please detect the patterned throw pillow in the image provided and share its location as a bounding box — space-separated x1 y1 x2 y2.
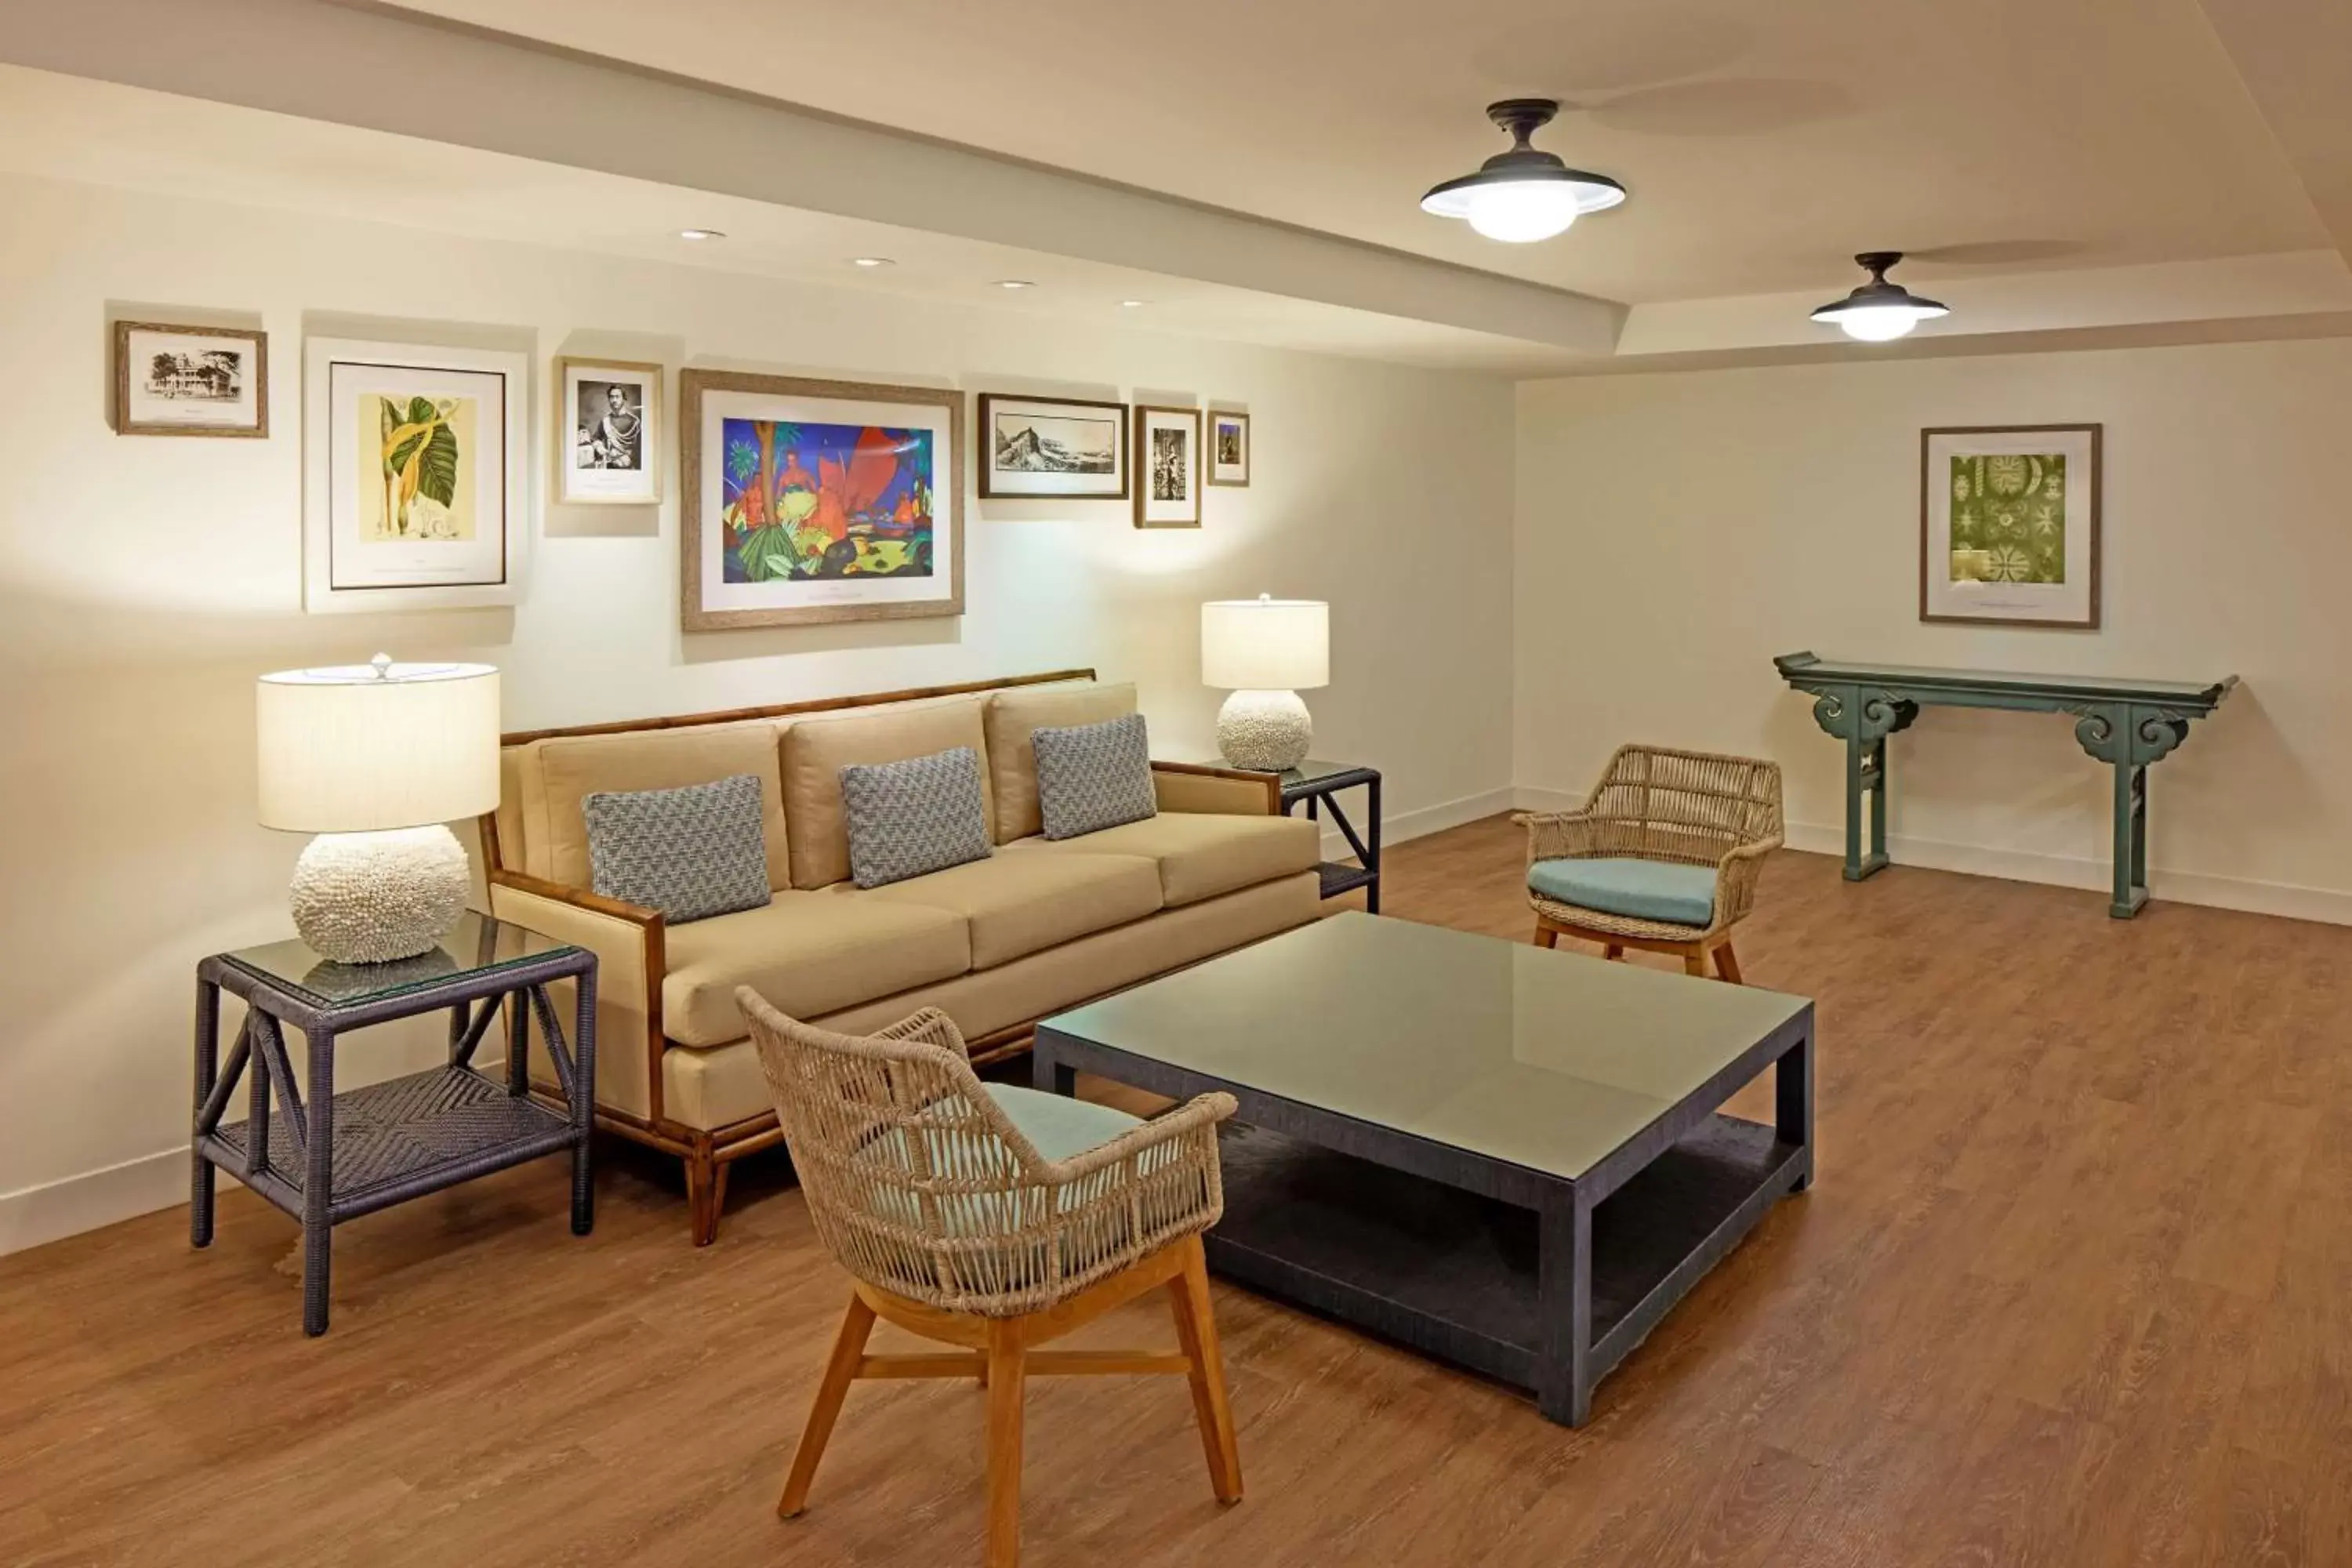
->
1033 713 1157 840
839 746 994 889
582 774 772 924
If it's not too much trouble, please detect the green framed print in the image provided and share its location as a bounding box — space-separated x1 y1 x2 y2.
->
1920 423 2101 629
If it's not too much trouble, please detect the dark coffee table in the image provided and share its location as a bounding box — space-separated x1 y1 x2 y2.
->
1033 912 1813 1425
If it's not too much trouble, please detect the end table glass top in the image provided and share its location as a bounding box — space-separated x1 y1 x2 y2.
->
1044 913 1808 1181
218 911 578 1010
1199 758 1371 786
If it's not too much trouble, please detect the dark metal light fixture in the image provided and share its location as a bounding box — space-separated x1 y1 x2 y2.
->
1810 252 1950 341
1420 99 1626 244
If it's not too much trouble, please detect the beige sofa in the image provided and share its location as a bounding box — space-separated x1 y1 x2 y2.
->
481 669 1321 1243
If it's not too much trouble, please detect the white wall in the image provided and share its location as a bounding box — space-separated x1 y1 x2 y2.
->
0 172 1516 1249
1515 336 2352 919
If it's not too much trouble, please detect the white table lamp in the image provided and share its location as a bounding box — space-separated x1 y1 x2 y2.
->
256 654 501 964
1201 595 1329 772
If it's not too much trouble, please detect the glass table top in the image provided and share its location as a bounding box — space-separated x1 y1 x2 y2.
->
219 911 578 1010
1196 758 1372 786
1044 912 1808 1181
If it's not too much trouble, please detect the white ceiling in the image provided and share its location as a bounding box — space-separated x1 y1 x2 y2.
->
390 0 2332 304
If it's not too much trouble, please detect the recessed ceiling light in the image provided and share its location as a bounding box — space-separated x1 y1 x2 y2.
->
1120 299 1148 308
994 279 1036 290
1809 252 1949 342
851 256 894 268
1421 99 1625 244
678 228 726 242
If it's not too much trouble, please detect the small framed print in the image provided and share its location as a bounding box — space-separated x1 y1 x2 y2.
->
557 357 661 505
977 393 1128 499
302 336 530 613
1921 423 2101 628
1134 405 1201 528
113 321 267 437
1207 409 1250 487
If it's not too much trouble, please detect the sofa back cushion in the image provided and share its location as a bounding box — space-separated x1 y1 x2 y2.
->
783 697 995 888
535 721 791 891
583 775 774 922
982 682 1137 843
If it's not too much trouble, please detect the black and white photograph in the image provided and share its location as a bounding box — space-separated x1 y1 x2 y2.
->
113 321 267 437
555 356 662 504
976 393 1128 499
1133 404 1201 528
1207 408 1250 487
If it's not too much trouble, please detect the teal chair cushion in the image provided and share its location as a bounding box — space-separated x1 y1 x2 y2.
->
982 1083 1142 1160
860 1084 1147 1238
1528 856 1717 927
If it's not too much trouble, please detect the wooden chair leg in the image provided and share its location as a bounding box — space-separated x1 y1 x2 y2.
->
1602 943 1624 960
984 1319 1028 1568
778 1293 877 1518
1712 940 1744 985
1166 1235 1243 1504
1682 949 1708 978
1534 923 1559 949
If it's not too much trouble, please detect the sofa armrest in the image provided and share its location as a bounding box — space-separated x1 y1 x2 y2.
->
486 871 671 1128
1151 760 1282 817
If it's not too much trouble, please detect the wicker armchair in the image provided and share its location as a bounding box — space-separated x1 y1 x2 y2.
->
1513 745 1783 983
739 988 1243 1568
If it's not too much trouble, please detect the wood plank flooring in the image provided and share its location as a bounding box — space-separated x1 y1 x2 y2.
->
6 818 2350 1566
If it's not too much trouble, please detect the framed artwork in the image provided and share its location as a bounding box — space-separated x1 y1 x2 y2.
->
556 356 661 505
113 321 267 437
977 393 1127 499
301 337 529 614
1207 409 1250 487
1134 405 1201 528
1921 424 2101 628
681 368 964 630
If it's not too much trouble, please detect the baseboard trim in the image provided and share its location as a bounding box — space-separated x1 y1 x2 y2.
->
1321 785 1517 861
1 1146 191 1257
1779 819 2352 927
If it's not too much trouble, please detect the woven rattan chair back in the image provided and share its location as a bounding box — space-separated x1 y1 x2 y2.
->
738 989 1226 1319
1582 745 1784 866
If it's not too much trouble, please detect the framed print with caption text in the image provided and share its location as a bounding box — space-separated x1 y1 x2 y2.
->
556 356 661 505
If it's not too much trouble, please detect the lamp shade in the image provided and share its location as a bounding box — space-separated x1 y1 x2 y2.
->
1201 597 1329 691
256 658 501 833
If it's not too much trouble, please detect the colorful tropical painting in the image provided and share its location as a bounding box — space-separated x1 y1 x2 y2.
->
358 392 477 543
720 417 935 583
1947 452 2064 585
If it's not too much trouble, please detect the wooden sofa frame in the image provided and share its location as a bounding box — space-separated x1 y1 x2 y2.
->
479 668 1286 1246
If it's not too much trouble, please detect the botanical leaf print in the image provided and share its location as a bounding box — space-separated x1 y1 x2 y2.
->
1950 452 2065 584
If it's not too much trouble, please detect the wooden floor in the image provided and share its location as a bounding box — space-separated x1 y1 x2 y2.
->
7 818 2350 1566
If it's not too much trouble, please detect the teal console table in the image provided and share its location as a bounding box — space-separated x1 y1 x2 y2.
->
1774 652 2238 918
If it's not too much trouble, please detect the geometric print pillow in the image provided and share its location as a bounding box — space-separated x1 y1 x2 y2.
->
1033 713 1157 840
837 745 994 889
581 773 772 924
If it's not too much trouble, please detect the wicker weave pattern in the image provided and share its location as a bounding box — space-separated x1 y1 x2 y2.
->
1515 745 1784 942
739 988 1235 1317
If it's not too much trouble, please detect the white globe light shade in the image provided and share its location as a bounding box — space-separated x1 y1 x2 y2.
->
1461 180 1581 243
1830 305 1933 342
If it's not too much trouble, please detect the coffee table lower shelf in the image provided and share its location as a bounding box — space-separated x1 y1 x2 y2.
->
1206 1114 1806 1415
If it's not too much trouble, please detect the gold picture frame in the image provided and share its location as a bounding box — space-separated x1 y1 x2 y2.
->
113 320 268 437
1134 404 1202 528
1206 408 1250 488
680 368 965 630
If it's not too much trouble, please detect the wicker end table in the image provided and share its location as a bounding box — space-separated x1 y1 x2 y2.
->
191 910 597 1335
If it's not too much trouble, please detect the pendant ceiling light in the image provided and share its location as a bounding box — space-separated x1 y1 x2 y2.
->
1810 252 1950 342
1421 99 1626 244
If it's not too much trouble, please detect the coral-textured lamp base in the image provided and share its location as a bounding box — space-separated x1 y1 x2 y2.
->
1216 688 1313 772
289 824 470 964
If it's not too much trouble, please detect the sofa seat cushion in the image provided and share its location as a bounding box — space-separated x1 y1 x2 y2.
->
865 851 1162 969
662 891 971 1047
1528 856 1716 928
1007 811 1319 907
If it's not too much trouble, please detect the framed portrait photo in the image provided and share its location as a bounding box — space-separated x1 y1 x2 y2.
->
1921 424 2101 628
302 337 530 614
681 369 964 631
1207 409 1250 487
1134 405 1202 528
556 356 661 505
113 321 267 437
976 393 1127 499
